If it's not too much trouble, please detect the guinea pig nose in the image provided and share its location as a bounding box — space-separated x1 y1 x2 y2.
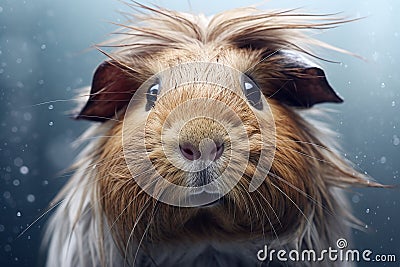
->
213 143 224 161
180 141 224 161
198 139 224 162
180 143 201 161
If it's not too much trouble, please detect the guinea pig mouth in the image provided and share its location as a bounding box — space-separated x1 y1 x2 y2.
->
183 168 224 207
188 168 220 187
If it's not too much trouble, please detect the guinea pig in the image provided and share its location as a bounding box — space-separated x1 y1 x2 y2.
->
43 4 384 267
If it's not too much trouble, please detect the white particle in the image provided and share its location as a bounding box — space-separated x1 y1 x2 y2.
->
16 58 22 64
393 135 400 146
381 82 386 88
372 51 379 61
352 195 360 203
3 191 11 199
380 156 386 164
16 211 21 217
20 166 29 175
38 79 44 85
392 101 396 107
26 194 35 203
366 208 370 214
13 179 20 186
48 121 53 126
48 104 53 110
13 157 23 167
23 112 32 121
16 81 24 88
40 44 46 50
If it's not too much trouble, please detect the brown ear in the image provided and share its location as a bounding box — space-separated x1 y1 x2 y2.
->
268 50 343 108
76 61 138 122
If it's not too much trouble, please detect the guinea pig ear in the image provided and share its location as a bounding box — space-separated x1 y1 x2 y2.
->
267 50 343 108
76 61 138 122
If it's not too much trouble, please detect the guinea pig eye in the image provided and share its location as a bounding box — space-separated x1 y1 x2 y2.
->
241 75 263 110
145 82 160 111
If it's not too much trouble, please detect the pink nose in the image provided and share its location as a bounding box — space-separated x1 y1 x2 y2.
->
179 142 224 161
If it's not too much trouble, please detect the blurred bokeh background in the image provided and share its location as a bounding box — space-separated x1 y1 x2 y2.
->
0 0 399 266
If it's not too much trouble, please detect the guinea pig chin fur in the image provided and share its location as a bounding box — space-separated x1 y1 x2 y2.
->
43 4 385 267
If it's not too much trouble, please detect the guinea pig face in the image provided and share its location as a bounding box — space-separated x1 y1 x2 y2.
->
74 10 367 248
124 49 276 207
79 46 347 246
93 50 276 243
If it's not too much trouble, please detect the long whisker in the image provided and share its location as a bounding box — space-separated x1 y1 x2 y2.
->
268 171 335 217
73 115 122 122
132 201 160 267
71 135 123 145
253 193 276 240
123 199 153 267
107 177 160 235
70 167 155 225
278 145 333 164
270 182 311 226
58 150 143 180
237 183 258 233
252 193 289 267
233 183 254 232
266 80 291 99
254 189 283 229
21 98 85 108
62 168 155 263
277 139 332 152
17 199 64 238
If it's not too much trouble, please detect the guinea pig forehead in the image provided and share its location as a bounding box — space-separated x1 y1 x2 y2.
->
157 63 243 92
147 49 260 91
152 46 260 73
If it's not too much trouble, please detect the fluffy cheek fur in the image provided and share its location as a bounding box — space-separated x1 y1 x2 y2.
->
97 85 331 253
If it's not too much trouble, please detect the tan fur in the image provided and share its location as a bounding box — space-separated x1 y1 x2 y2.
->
44 4 385 267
